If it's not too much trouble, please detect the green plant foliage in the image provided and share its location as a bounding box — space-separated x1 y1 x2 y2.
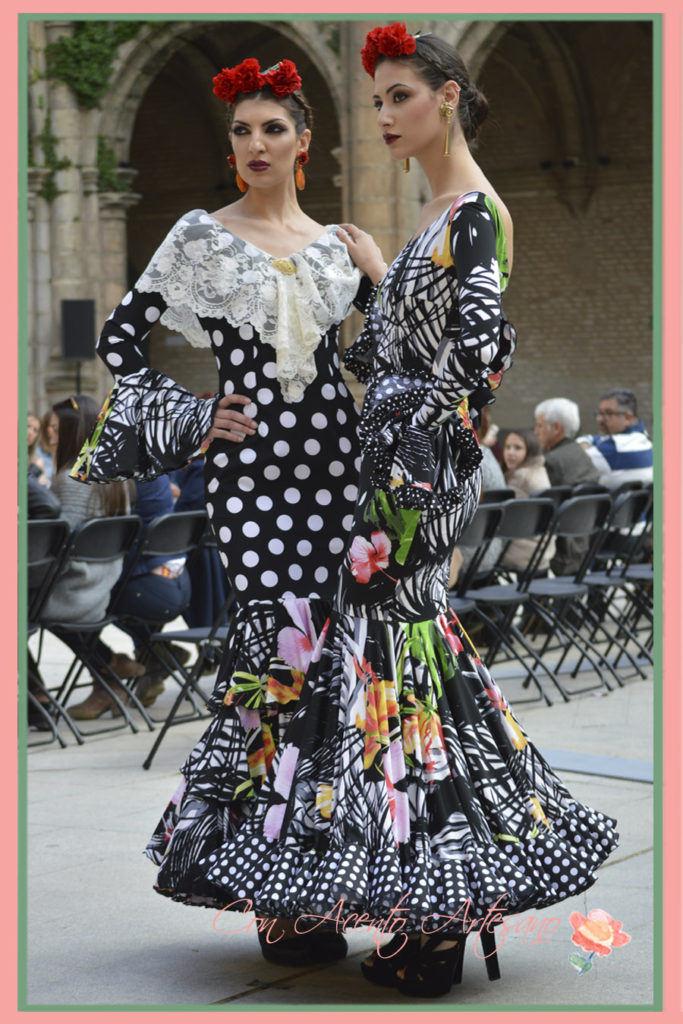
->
35 113 72 201
97 136 129 192
44 21 141 110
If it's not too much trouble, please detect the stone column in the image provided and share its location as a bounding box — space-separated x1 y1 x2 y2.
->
26 169 52 415
96 185 142 392
41 22 93 400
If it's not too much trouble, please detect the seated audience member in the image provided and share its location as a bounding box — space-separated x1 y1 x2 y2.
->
28 472 61 520
577 387 653 490
36 395 143 713
28 412 49 485
38 409 58 483
534 396 600 576
534 397 601 488
109 474 193 711
172 457 233 630
67 474 193 719
499 428 555 573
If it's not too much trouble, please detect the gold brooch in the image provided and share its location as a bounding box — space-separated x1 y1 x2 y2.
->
271 257 296 275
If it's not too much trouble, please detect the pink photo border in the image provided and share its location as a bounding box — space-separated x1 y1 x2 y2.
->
5 2 680 1021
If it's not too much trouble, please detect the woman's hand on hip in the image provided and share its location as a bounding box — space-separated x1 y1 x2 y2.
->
337 223 387 284
204 394 258 445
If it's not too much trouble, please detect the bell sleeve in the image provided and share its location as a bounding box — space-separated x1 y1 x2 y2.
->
73 252 218 484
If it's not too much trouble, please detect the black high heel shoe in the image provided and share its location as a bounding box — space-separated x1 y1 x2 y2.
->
258 923 348 966
394 929 501 998
309 928 349 963
360 932 421 986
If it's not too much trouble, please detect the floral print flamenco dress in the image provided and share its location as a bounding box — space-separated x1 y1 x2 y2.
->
148 194 618 927
89 209 370 903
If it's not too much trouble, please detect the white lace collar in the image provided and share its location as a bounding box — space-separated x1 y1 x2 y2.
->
136 209 360 402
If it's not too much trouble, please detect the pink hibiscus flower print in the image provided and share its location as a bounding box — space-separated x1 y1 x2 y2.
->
349 531 392 584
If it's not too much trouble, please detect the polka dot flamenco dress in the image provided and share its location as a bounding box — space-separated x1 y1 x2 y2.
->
93 210 372 902
160 194 618 931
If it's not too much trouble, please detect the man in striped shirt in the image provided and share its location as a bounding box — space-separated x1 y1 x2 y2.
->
578 388 653 490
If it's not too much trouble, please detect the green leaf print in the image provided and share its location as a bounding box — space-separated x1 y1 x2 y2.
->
363 490 421 565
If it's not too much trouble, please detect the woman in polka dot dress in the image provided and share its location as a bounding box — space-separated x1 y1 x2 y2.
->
177 29 619 996
89 61 385 937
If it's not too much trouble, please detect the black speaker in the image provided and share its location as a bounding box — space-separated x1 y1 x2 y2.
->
61 299 96 360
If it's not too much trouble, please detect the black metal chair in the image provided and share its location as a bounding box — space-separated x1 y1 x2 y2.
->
573 487 654 675
529 485 573 507
451 498 559 705
522 494 619 695
142 585 234 770
448 502 505 619
27 518 74 746
480 487 516 503
37 515 145 735
571 482 610 496
108 509 215 727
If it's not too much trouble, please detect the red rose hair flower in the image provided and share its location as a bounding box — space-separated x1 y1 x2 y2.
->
212 57 302 104
361 23 417 77
267 59 302 97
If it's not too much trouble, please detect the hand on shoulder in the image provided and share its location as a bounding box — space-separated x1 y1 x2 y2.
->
337 223 387 284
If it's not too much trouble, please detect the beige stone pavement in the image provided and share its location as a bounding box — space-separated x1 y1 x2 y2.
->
23 621 656 1011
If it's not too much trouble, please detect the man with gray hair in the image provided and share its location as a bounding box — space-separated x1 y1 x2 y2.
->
534 397 600 575
534 397 601 489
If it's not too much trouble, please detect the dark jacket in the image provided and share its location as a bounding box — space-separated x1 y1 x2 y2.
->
543 438 600 575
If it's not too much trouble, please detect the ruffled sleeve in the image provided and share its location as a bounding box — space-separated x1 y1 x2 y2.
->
343 280 383 384
70 368 218 484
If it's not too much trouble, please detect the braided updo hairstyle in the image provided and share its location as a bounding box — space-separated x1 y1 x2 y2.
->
228 85 314 134
375 34 488 144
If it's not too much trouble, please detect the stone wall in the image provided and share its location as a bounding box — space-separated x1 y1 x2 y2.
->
25 18 654 443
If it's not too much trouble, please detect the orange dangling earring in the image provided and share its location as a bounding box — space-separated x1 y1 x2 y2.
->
295 151 309 191
227 153 248 193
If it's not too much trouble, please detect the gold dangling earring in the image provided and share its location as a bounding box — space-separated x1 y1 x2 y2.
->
440 101 455 156
402 157 410 173
295 151 309 191
227 153 248 192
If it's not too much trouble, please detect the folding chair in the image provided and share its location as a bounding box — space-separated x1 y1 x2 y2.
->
529 485 573 507
108 509 213 726
574 487 654 674
480 487 516 503
451 497 560 705
38 515 145 735
27 518 76 746
143 586 234 770
522 494 620 695
448 501 505 617
571 482 610 497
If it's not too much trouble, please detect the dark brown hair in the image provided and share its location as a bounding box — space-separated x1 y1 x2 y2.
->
228 85 314 134
375 34 489 143
502 428 542 465
52 395 129 515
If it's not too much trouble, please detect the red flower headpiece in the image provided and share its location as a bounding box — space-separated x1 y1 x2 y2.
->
213 58 302 105
361 23 417 77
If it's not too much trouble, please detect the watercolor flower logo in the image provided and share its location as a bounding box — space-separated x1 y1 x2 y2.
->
568 909 631 975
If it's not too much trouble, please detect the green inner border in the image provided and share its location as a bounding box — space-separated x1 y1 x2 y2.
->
18 11 663 1014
